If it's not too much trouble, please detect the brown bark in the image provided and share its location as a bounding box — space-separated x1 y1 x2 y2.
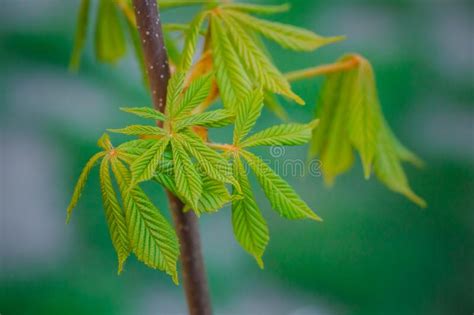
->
132 1 212 314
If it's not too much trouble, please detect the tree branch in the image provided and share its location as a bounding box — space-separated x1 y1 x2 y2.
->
132 1 212 314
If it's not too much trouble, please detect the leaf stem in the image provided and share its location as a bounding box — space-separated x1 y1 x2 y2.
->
285 55 360 82
132 1 212 314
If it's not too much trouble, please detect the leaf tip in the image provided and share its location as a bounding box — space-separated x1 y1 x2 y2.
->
65 211 72 224
327 35 346 44
309 119 320 130
293 94 305 105
256 256 264 269
171 272 179 286
309 212 323 222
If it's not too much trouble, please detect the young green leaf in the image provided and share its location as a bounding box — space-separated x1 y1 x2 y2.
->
310 71 355 185
180 11 208 71
226 10 344 52
120 107 165 121
171 73 212 118
374 126 427 208
66 151 106 223
130 137 170 185
210 15 252 109
166 72 187 115
97 133 113 151
155 173 231 215
171 137 202 209
175 109 235 130
178 132 236 187
233 88 264 144
108 125 166 136
116 139 158 164
95 0 127 63
99 158 130 274
111 158 180 283
221 3 290 15
232 157 269 268
222 13 304 104
240 120 318 147
69 0 91 71
117 139 157 155
346 57 381 178
309 54 425 205
242 151 322 221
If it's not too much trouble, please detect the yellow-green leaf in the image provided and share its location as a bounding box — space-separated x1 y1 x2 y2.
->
99 158 130 274
242 151 322 221
95 0 127 63
66 151 106 223
69 0 91 71
232 156 269 268
111 159 180 283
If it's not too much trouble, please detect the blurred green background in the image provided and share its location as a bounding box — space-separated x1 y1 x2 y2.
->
1 0 473 314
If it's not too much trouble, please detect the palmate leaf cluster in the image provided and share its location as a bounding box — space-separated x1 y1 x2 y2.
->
309 55 426 207
68 0 427 280
68 72 320 277
67 133 180 282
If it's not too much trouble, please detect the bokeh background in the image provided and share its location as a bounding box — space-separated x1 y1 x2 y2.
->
1 0 473 314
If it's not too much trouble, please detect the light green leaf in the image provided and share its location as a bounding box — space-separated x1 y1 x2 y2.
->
117 139 157 155
155 173 231 215
171 73 212 118
309 54 425 206
232 157 269 268
374 126 426 208
166 72 186 115
226 10 344 52
107 125 166 136
99 158 130 274
111 159 180 283
210 15 252 109
242 151 322 221
171 137 202 209
130 137 170 184
180 11 208 71
69 0 90 71
241 120 318 147
97 133 113 151
120 107 165 121
178 132 236 187
175 109 234 130
95 0 127 63
346 57 381 179
66 151 106 223
222 3 290 15
234 89 264 144
222 13 304 104
197 177 231 214
309 71 355 185
116 139 157 164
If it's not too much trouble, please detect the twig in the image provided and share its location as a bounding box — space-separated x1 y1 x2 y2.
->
285 55 360 82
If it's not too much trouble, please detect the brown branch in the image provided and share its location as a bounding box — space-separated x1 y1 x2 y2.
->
132 1 212 314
